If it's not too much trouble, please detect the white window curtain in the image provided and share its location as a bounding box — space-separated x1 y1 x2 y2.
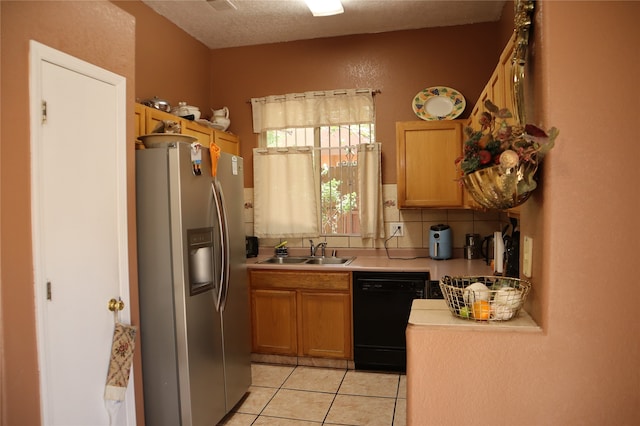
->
251 89 375 133
357 143 385 241
253 147 320 238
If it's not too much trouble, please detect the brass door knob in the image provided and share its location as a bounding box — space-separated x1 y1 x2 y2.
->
108 298 125 312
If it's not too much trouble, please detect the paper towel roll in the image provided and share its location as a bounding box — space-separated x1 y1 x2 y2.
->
494 231 505 274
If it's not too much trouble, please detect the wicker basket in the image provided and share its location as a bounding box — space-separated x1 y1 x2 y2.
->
439 276 531 321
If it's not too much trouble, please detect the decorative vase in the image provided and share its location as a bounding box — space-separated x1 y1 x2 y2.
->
462 162 538 210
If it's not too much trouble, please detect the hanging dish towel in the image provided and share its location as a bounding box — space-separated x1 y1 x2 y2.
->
210 143 221 177
104 322 137 423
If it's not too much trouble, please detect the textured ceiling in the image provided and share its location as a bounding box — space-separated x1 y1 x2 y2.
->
142 0 507 49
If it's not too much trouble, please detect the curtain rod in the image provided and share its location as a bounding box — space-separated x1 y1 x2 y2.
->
247 89 381 104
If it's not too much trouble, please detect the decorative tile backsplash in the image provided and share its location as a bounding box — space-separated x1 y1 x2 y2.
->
244 185 507 253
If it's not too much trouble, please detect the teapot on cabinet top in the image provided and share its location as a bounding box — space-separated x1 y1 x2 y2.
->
211 106 230 131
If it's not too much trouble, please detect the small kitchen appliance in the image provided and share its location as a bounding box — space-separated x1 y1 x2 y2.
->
481 230 506 274
464 233 482 259
246 236 259 258
429 224 452 260
503 218 520 278
493 231 505 274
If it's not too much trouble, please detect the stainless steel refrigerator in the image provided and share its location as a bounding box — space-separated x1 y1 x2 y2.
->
135 142 251 426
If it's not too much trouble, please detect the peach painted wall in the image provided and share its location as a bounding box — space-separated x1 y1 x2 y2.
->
113 1 212 112
208 23 510 188
0 1 143 424
406 2 640 425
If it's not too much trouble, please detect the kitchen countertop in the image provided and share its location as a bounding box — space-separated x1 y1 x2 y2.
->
246 250 493 281
408 299 541 331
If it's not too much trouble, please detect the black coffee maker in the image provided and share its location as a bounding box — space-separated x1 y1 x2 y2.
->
503 218 520 278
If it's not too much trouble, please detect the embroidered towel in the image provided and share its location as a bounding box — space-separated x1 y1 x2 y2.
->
209 143 221 177
104 322 137 402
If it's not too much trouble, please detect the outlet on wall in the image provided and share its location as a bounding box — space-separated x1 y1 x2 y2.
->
389 222 404 237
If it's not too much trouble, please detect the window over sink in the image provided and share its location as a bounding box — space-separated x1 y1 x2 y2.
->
261 124 375 235
251 90 383 239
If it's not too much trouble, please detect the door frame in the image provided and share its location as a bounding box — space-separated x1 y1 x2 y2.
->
28 40 135 425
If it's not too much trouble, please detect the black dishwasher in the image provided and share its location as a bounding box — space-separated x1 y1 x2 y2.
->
353 271 429 372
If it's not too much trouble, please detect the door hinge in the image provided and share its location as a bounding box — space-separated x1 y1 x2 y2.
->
46 281 52 300
41 100 47 124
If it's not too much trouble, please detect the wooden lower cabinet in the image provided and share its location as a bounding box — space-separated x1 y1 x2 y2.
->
249 270 352 360
299 291 351 358
251 288 297 355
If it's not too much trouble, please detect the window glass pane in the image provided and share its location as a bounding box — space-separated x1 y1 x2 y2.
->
264 128 314 147
262 123 374 236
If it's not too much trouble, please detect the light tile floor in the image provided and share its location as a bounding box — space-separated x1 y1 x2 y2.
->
218 363 406 426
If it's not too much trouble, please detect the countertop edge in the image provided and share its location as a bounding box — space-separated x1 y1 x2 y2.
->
408 299 542 332
246 254 493 281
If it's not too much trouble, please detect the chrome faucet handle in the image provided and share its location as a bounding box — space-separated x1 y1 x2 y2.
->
319 242 327 257
309 239 315 256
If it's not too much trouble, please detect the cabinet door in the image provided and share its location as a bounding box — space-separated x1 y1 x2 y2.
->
182 119 213 147
134 103 145 139
250 289 297 355
500 33 516 125
396 121 463 208
214 130 240 156
144 106 178 133
299 291 352 359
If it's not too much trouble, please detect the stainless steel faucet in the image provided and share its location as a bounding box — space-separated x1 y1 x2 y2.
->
309 240 327 257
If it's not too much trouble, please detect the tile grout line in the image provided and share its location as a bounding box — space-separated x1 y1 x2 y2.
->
320 365 349 425
249 364 298 424
248 364 405 425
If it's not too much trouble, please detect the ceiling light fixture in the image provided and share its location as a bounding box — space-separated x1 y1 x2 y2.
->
304 0 344 17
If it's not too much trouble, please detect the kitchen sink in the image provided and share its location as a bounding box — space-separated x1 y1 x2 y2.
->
257 256 356 266
304 257 355 265
258 257 310 264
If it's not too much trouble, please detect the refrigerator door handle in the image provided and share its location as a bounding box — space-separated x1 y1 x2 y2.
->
211 179 231 312
211 181 225 312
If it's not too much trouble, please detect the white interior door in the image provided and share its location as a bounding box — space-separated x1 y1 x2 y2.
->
29 41 135 425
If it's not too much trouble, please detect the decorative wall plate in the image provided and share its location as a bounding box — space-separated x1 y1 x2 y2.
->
412 86 466 120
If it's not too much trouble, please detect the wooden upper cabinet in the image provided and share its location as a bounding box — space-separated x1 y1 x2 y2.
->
467 33 516 129
462 33 517 210
182 119 213 147
134 103 145 139
213 129 240 156
396 120 463 208
144 106 176 133
136 103 240 155
499 33 516 124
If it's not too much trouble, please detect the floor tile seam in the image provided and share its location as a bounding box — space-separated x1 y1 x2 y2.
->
254 413 323 425
319 365 349 425
250 384 283 390
391 397 401 426
336 391 399 399
280 386 344 396
249 380 286 419
259 365 338 423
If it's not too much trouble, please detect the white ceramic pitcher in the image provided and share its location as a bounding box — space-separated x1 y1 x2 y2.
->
211 106 230 131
